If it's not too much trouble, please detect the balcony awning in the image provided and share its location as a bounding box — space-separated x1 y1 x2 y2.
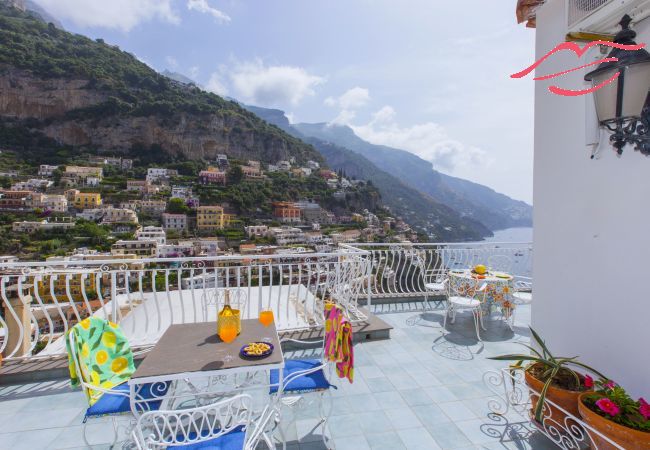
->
516 0 545 27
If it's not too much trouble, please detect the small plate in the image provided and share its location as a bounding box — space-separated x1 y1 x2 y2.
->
239 342 274 359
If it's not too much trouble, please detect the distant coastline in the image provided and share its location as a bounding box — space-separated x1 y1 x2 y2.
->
472 227 533 244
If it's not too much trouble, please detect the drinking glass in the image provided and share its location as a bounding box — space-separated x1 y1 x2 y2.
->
219 323 238 344
259 310 274 327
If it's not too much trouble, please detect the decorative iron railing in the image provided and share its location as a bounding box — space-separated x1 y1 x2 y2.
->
0 250 370 361
484 368 625 449
341 242 532 299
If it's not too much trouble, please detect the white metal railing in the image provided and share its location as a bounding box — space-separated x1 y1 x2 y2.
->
568 0 612 28
341 242 532 299
484 368 625 449
0 250 370 361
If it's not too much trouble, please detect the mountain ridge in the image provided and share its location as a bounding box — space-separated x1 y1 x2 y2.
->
293 123 532 231
244 104 493 241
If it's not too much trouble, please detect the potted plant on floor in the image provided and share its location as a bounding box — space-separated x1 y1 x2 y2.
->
579 379 650 450
489 327 606 424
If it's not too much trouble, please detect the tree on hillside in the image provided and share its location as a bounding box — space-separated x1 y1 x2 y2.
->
227 166 243 185
167 198 190 214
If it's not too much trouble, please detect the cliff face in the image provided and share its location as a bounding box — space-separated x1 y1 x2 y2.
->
0 69 316 163
0 4 324 165
0 69 104 119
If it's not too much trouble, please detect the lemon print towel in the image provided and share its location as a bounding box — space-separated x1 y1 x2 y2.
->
66 317 135 405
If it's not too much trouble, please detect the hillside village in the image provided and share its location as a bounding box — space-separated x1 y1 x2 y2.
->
0 151 418 261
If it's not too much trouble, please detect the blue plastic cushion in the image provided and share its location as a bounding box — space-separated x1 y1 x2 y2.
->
269 359 332 394
175 426 246 450
85 381 169 418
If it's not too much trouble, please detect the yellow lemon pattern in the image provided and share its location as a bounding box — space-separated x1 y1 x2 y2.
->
66 317 135 406
95 350 108 365
101 331 116 348
111 357 128 373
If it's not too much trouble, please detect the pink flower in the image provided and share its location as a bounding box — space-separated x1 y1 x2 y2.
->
596 398 620 416
639 398 650 420
583 375 593 389
603 380 616 389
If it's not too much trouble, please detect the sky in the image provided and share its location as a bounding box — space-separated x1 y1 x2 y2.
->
32 0 536 203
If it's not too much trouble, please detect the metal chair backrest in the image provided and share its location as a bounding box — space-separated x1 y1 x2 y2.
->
447 276 487 302
132 394 252 449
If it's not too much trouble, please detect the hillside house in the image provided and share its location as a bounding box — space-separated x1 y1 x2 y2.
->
272 201 301 223
197 205 234 231
162 213 188 232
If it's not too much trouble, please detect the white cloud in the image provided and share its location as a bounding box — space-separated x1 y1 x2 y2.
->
187 0 231 23
32 0 179 32
188 66 200 79
216 60 323 107
352 106 492 173
165 56 178 69
206 73 228 96
325 87 370 124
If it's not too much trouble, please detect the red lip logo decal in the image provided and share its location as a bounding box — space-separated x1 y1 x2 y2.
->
512 40 646 96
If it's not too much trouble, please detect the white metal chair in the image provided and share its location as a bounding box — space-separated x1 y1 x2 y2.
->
487 254 514 274
512 277 533 306
67 325 166 449
131 393 273 449
415 255 448 309
269 335 335 449
444 279 488 341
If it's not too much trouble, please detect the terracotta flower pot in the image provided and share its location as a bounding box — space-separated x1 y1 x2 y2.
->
578 393 650 450
524 364 585 425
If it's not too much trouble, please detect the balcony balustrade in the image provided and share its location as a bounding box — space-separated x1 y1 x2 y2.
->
0 241 532 362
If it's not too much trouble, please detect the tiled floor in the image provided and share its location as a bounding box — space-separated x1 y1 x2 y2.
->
0 302 556 450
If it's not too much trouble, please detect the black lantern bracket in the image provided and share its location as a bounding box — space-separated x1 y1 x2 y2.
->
585 14 650 157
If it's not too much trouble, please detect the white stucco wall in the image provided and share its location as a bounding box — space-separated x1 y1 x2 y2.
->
532 0 650 397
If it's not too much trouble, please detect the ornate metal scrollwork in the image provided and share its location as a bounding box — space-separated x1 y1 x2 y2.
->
602 107 650 156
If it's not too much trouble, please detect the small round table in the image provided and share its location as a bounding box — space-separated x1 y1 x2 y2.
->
448 269 515 325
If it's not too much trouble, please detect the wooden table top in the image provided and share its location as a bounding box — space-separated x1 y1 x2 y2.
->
130 319 284 383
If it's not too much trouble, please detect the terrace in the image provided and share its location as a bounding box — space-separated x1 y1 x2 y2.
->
0 242 574 450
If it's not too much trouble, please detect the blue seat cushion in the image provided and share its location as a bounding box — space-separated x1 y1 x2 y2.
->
85 381 169 418
269 359 332 394
174 426 246 450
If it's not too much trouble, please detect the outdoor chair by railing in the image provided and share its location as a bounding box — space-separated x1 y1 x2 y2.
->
512 276 533 306
269 335 335 449
414 255 448 309
131 393 274 450
66 319 168 448
444 279 488 342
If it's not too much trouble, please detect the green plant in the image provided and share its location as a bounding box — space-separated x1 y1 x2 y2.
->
489 327 606 422
583 379 650 432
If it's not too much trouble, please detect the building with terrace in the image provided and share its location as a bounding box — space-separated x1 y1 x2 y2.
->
162 212 188 232
197 205 234 231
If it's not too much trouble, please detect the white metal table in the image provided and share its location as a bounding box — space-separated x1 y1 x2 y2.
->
128 320 285 445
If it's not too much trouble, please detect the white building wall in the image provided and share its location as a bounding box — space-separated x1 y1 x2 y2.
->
533 0 650 397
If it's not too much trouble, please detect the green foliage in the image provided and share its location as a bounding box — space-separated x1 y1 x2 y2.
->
583 382 650 432
167 198 189 214
227 165 243 185
489 327 606 422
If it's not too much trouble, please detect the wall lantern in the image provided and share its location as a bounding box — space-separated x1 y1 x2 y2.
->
584 15 650 156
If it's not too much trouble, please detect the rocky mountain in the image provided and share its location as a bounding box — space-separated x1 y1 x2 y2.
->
0 3 322 166
244 105 492 241
161 70 198 86
0 3 496 241
293 123 533 231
